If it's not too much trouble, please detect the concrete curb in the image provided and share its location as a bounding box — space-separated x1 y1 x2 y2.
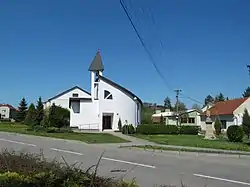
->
120 144 250 156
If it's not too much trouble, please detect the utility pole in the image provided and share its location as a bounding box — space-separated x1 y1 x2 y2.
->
174 89 182 126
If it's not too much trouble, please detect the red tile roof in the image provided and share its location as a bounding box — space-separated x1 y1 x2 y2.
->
0 104 17 110
202 98 248 116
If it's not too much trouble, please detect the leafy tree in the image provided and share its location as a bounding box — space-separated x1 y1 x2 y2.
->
164 97 172 110
214 93 225 102
47 103 70 128
204 95 214 106
16 97 28 122
35 97 44 126
173 101 187 112
141 106 154 124
242 86 250 98
24 103 36 126
214 117 222 136
191 104 202 112
242 109 250 139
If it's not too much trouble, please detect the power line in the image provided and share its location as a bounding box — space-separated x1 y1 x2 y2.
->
180 93 204 105
120 0 173 92
120 0 204 105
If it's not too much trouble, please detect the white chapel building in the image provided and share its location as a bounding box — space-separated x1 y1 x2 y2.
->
44 50 142 131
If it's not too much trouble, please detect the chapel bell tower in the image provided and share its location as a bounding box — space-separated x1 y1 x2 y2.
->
88 49 104 100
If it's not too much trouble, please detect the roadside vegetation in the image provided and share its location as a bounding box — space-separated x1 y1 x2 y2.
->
122 119 250 152
0 149 138 187
0 97 128 144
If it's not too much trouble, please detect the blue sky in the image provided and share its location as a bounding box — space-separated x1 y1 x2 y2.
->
1 0 250 108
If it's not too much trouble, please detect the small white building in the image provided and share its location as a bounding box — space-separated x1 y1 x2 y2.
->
201 97 250 130
44 50 142 131
152 109 201 127
0 104 17 120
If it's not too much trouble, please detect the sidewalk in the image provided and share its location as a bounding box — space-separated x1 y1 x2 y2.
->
107 132 250 155
106 131 156 145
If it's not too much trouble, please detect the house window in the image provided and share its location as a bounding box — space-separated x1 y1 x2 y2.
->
188 118 195 124
181 118 188 123
72 93 79 97
104 90 113 100
220 120 227 129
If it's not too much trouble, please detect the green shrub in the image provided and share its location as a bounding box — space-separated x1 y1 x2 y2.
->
227 125 244 142
31 125 45 132
128 124 135 134
45 127 59 133
58 127 73 133
118 118 122 132
47 104 70 128
0 150 138 187
122 125 135 134
136 124 178 135
214 117 222 135
179 126 199 135
45 127 73 133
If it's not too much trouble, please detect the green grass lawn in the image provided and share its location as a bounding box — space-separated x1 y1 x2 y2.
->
0 123 129 144
133 134 250 152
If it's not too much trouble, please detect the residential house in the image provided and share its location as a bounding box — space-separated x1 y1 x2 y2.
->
151 109 173 123
152 109 201 127
0 104 17 120
201 97 250 130
44 50 142 131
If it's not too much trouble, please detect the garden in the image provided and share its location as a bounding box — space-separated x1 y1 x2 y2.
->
121 112 250 152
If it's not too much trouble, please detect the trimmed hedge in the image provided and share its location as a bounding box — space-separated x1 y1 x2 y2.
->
0 150 138 187
136 124 200 135
136 124 178 135
179 126 199 135
227 125 244 142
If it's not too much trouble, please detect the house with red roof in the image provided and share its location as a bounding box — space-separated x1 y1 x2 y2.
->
0 104 17 120
201 97 250 130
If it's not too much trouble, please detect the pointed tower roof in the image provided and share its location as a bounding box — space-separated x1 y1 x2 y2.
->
88 49 104 72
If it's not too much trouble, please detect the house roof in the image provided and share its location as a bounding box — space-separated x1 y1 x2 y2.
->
152 109 199 118
0 104 17 110
47 86 90 102
88 50 104 72
99 75 142 105
202 97 248 116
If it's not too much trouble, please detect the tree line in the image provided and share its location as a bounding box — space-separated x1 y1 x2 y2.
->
163 86 250 112
16 97 70 129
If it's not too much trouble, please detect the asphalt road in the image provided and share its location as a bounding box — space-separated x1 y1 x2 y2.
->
0 132 250 187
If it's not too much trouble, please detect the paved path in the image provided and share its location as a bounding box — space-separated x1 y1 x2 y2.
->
0 132 250 187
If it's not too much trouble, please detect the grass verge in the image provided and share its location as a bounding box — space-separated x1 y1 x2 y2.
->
120 145 250 155
0 123 129 144
132 134 250 152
